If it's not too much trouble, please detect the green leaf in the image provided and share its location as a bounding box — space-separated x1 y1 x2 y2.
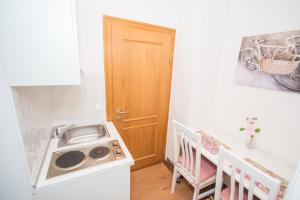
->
240 128 245 131
255 128 261 133
252 117 258 120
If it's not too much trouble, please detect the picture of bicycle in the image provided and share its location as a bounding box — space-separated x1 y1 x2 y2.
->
235 30 300 92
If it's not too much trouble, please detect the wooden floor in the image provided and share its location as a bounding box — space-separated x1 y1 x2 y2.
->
131 162 194 200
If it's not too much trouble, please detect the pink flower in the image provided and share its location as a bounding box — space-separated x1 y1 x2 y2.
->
247 125 255 135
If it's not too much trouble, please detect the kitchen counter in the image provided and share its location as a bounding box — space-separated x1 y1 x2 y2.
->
33 121 134 200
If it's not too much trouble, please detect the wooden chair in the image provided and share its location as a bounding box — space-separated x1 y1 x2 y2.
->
171 120 216 200
214 146 281 200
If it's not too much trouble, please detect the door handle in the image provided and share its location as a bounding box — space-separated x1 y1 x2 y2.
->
116 109 129 120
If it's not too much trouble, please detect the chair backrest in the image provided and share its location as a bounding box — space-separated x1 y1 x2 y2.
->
173 119 202 184
214 147 281 200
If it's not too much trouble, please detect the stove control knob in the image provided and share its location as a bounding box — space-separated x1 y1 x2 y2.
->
113 141 118 147
116 149 122 155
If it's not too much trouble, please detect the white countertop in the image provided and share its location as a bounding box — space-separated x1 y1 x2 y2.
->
34 121 134 193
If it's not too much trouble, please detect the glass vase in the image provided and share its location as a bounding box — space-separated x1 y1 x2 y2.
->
246 136 255 149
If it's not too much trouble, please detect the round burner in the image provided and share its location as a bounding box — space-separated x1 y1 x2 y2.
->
89 146 110 160
54 150 85 171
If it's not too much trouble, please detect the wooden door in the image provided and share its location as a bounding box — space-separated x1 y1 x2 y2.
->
104 16 175 170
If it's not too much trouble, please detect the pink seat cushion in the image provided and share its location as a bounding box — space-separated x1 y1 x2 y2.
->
220 184 259 200
178 152 216 182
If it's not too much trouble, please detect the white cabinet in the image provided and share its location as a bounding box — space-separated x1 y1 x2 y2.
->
34 166 131 200
0 0 80 86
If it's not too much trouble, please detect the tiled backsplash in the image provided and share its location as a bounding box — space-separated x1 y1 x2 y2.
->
11 87 53 182
22 128 50 179
11 74 105 182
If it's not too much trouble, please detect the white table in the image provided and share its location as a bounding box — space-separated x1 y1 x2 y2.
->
196 125 296 199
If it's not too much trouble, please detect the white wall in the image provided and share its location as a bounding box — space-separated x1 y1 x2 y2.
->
165 0 231 162
166 0 300 169
49 74 106 125
0 63 33 200
210 0 300 167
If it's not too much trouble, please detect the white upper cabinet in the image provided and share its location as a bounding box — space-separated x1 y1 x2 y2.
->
0 0 80 86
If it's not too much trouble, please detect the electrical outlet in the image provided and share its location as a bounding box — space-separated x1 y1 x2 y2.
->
94 104 102 111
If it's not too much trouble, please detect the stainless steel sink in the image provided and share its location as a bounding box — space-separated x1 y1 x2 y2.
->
57 124 109 147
